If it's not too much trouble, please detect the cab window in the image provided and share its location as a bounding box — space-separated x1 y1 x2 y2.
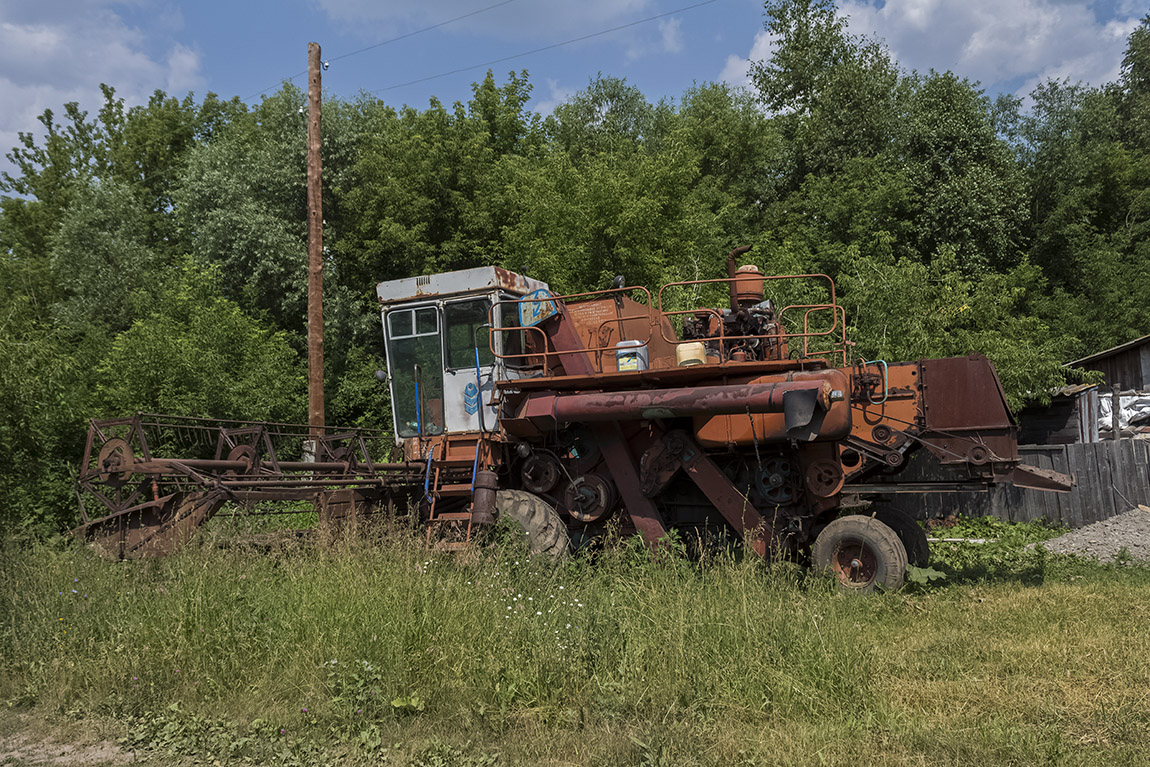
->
444 299 493 370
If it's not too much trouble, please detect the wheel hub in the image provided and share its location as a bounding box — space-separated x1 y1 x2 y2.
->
831 539 877 587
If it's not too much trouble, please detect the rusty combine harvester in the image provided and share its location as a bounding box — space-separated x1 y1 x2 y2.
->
77 248 1072 590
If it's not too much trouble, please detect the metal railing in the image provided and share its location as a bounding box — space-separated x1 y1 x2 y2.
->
487 274 850 374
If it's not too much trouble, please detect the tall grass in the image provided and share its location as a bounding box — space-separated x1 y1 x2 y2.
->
2 523 1150 765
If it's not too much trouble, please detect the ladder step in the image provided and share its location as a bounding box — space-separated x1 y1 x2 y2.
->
431 511 475 521
438 541 471 551
437 483 474 496
436 459 476 469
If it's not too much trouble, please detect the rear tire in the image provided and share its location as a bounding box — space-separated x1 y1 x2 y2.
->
875 507 930 567
812 515 907 593
496 490 570 560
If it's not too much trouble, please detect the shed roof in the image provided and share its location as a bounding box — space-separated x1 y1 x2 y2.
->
1065 334 1150 367
1051 383 1099 397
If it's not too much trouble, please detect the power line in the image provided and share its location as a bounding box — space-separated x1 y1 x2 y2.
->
370 0 722 94
242 0 519 101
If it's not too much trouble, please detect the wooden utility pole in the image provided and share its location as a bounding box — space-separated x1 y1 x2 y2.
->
307 42 325 438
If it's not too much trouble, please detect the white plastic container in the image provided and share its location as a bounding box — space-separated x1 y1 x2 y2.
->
616 340 649 372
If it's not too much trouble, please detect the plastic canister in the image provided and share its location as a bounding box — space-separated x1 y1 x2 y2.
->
676 342 706 367
615 339 649 371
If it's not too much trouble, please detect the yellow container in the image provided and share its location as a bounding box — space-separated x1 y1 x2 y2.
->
677 342 706 367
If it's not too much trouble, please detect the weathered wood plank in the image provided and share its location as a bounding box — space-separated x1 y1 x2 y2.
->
1112 441 1142 510
1058 442 1079 527
1048 450 1062 528
1036 449 1062 525
1087 442 1107 525
1076 443 1094 528
1119 439 1143 508
1097 441 1115 521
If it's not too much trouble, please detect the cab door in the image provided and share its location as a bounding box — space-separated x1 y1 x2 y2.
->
441 296 498 433
384 304 445 437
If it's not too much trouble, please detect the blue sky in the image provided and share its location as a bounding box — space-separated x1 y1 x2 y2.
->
0 0 1145 177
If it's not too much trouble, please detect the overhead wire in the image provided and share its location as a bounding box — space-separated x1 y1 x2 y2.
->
369 0 723 94
242 0 519 100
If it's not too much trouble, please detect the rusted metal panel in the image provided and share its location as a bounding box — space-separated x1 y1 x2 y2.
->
1011 463 1075 492
920 355 1014 431
80 490 227 559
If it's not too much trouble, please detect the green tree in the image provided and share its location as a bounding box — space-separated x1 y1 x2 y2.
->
751 0 903 183
839 249 1065 408
95 264 305 423
899 72 1027 273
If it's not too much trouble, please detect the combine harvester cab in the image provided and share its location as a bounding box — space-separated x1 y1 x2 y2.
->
78 250 1071 592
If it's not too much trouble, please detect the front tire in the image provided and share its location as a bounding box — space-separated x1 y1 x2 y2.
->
496 490 570 560
812 515 907 593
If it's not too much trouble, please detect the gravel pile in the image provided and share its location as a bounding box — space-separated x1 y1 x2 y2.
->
1038 506 1150 561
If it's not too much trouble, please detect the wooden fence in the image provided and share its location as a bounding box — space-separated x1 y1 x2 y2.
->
887 440 1150 528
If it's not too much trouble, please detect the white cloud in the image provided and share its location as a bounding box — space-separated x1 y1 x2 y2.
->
836 0 1139 97
658 18 684 54
165 44 204 94
718 0 1140 102
718 30 776 90
530 78 574 115
0 1 203 180
622 15 687 63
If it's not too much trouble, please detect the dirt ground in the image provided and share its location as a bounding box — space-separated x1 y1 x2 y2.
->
0 711 134 766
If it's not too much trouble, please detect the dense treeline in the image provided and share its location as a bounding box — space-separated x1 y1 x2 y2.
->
3 0 1150 531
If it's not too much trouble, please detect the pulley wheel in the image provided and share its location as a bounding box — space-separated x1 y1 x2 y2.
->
521 453 561 494
564 474 616 523
225 445 259 476
758 457 796 505
805 460 845 498
97 438 135 485
966 445 991 465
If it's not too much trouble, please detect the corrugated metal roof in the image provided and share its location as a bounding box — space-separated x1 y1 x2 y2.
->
1051 383 1099 397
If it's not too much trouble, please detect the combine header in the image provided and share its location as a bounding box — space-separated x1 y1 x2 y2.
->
77 249 1071 590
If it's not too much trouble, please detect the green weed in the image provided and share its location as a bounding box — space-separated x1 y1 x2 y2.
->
2 524 1149 765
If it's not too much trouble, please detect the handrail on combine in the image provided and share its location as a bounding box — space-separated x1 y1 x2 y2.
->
778 303 849 366
488 285 657 373
658 273 848 364
486 274 849 374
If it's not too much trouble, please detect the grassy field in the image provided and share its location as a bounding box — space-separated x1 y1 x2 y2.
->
2 518 1150 766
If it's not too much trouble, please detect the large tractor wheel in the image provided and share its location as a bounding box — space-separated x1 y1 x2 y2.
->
875 507 930 567
812 515 907 593
496 490 570 560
